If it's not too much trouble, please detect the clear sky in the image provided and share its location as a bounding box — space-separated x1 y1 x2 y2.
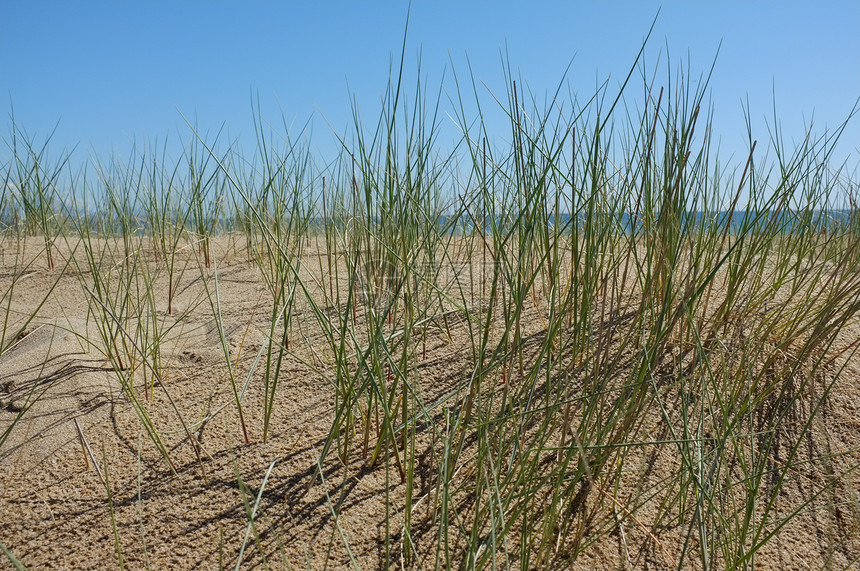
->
1 1 858 179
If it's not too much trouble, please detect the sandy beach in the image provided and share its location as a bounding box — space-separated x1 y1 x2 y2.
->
1 232 858 570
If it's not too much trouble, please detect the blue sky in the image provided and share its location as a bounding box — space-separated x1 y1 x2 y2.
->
1 1 858 179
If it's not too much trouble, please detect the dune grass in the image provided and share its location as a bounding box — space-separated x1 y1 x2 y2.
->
1 37 860 569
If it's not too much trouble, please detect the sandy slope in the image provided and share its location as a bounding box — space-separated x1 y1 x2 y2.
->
1 236 858 569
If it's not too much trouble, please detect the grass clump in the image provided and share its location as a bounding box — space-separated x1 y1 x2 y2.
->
1 33 859 570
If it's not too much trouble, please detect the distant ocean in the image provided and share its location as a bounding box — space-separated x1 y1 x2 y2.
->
433 209 858 236
1 208 854 237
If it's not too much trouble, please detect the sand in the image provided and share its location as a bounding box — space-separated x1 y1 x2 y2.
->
1 235 859 569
